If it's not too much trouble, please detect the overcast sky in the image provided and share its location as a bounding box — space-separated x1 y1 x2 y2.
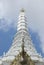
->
0 0 44 56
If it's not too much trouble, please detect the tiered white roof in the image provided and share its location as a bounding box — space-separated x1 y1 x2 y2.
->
17 9 28 31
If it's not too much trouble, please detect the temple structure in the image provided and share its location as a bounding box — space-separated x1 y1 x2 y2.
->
0 9 44 65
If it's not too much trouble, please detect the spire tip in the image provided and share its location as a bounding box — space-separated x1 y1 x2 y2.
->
20 8 25 12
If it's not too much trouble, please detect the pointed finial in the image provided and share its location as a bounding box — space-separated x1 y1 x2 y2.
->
17 8 28 32
20 8 25 12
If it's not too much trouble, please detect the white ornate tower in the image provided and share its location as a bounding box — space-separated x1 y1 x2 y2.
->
0 9 44 65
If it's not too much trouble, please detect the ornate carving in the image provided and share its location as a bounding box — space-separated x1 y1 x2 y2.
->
10 37 35 65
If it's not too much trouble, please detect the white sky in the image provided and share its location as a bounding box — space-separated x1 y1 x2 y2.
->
0 0 44 53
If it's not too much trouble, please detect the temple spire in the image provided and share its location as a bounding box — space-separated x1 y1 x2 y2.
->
17 9 28 32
